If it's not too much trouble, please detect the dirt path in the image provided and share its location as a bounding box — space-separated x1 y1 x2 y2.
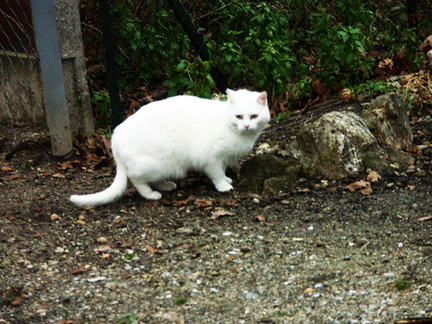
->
1 104 431 324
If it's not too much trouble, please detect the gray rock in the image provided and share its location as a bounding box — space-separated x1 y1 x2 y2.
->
292 111 388 179
361 93 414 166
239 154 301 193
362 93 412 151
239 93 414 191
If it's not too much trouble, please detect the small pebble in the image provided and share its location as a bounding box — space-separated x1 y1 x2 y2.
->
382 272 395 278
105 282 117 290
252 197 260 204
55 247 65 253
176 227 193 234
245 292 259 299
314 283 324 289
97 237 108 244
87 276 106 283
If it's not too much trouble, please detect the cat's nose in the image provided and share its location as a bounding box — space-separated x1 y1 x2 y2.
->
244 125 250 129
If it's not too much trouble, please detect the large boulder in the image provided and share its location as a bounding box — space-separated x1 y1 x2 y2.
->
291 110 389 179
239 93 414 194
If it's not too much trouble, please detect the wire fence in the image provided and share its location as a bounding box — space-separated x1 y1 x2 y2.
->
0 0 37 67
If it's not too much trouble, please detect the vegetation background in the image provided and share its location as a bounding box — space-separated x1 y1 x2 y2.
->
79 0 432 129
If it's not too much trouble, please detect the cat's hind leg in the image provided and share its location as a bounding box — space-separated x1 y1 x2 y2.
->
129 177 162 200
152 180 177 192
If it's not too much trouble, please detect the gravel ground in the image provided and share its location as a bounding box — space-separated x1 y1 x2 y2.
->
1 103 431 324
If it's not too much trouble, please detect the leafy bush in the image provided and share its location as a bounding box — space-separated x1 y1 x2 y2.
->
215 2 300 95
106 0 424 106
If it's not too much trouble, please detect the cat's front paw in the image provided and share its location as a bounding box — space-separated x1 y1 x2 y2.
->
145 191 162 200
216 183 234 192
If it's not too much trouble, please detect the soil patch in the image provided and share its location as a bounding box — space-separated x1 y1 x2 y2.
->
1 102 431 324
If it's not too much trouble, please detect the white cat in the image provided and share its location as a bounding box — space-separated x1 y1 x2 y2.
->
70 89 270 207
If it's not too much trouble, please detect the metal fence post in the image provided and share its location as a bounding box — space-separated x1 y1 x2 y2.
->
100 0 122 129
407 0 418 34
30 0 72 157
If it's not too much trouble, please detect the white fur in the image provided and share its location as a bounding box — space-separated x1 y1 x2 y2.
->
70 89 270 207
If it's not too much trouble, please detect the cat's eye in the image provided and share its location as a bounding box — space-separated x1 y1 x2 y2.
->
250 114 259 120
235 115 243 120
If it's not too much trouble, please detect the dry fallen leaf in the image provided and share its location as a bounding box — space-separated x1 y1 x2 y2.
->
53 320 74 324
211 208 235 219
340 88 352 102
57 160 79 171
172 198 190 207
194 199 213 208
296 187 311 193
360 186 373 195
52 173 66 179
146 245 158 254
146 245 168 254
254 214 266 222
10 299 22 307
70 268 87 275
94 244 112 253
366 170 381 182
1 174 20 181
1 166 12 172
345 180 370 192
416 216 432 222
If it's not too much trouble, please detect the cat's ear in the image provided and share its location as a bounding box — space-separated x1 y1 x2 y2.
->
257 91 267 106
226 89 235 103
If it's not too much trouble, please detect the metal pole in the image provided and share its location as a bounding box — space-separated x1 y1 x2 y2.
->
30 0 73 157
407 0 418 34
100 0 122 129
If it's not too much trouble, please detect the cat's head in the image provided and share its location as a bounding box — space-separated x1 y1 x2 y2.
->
226 89 270 133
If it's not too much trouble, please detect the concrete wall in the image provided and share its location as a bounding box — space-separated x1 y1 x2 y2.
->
0 0 94 135
0 55 45 126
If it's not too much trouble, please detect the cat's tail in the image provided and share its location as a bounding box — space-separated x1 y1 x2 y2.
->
70 159 128 207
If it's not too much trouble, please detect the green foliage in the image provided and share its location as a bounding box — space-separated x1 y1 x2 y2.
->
394 277 412 291
108 0 426 105
352 80 397 99
115 313 138 324
91 90 111 130
112 1 189 87
175 297 189 305
216 2 299 95
311 5 374 87
163 58 214 98
274 112 292 123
